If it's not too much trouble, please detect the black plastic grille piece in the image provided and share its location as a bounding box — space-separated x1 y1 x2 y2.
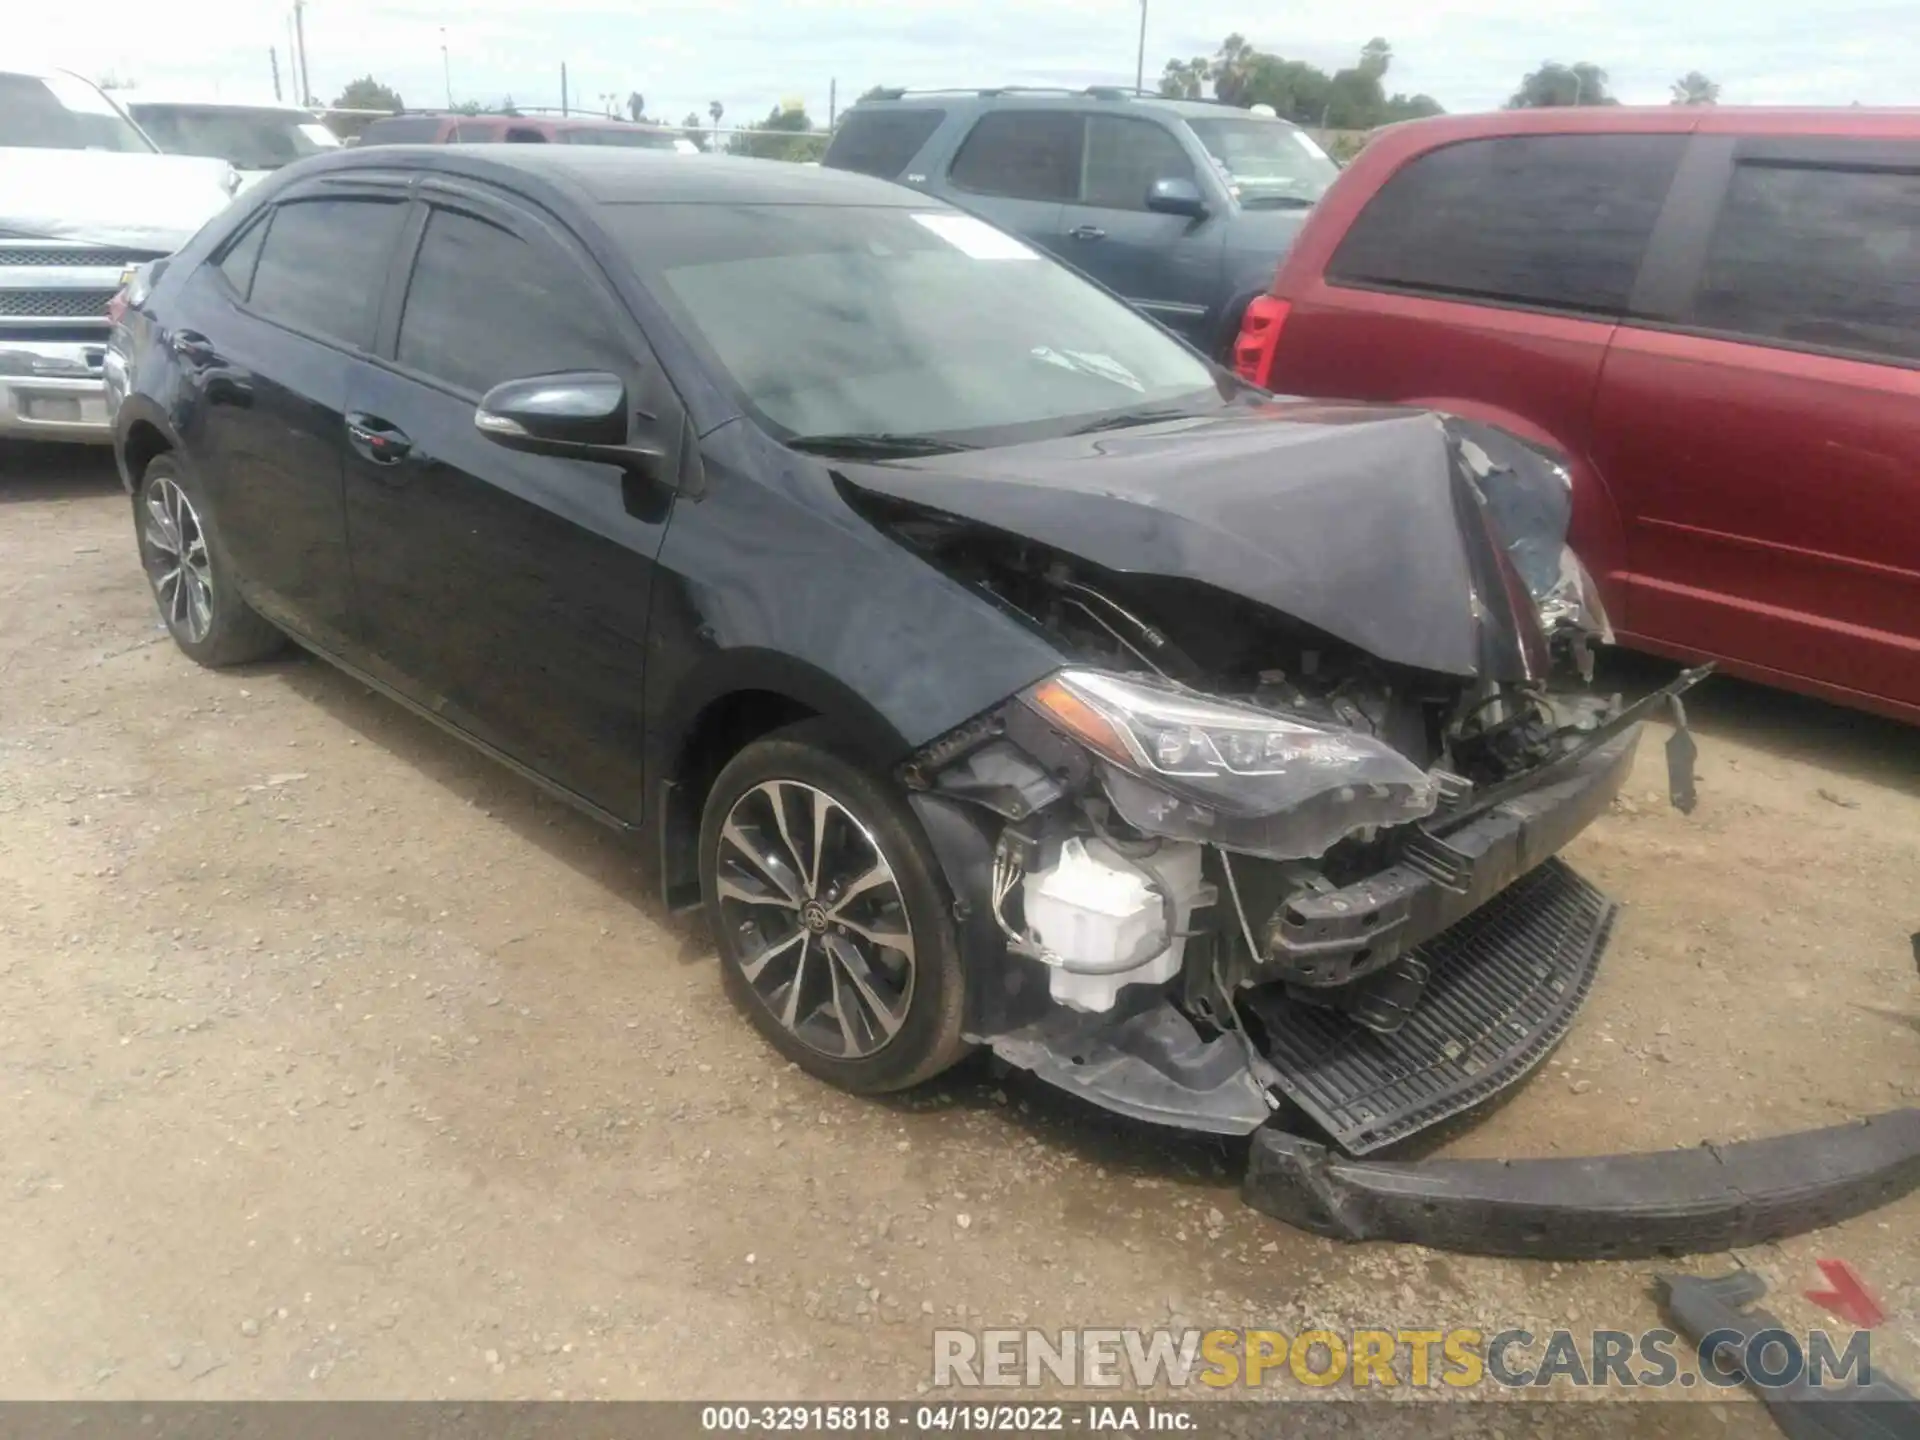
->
0 289 117 318
1247 859 1615 1156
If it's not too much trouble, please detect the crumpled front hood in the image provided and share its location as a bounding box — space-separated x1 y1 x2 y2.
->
838 401 1555 680
0 148 237 252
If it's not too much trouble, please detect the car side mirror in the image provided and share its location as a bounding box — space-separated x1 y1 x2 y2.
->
1145 177 1208 219
474 371 662 473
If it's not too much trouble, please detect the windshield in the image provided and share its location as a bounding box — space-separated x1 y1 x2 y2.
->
1185 118 1338 209
0 72 151 152
561 127 679 150
607 203 1221 444
129 105 338 169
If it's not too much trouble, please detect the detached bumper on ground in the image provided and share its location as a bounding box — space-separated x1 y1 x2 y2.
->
1244 1108 1920 1259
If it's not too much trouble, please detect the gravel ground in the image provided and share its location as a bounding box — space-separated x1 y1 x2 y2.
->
2 442 1916 1419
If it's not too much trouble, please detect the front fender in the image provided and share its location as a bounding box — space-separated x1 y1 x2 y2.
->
111 392 185 494
1402 395 1630 631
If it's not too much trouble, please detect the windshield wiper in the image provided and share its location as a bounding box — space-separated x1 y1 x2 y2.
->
1069 406 1197 436
785 433 976 459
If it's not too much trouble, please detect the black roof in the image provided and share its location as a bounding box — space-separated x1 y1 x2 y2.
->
311 145 928 207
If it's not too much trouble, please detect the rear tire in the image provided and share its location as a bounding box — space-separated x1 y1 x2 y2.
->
699 721 972 1094
134 454 283 668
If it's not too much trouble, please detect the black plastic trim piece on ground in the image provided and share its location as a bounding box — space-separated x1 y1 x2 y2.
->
1656 1270 1920 1440
1242 1109 1920 1259
1246 858 1617 1155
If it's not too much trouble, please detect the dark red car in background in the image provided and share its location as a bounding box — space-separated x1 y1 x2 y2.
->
1233 107 1920 724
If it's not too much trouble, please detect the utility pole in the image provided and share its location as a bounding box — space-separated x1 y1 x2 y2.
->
560 63 569 116
1135 0 1147 92
270 47 282 103
829 77 837 127
441 28 453 108
292 0 311 106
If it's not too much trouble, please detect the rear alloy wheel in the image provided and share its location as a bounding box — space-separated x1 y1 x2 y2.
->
135 456 283 668
700 726 970 1093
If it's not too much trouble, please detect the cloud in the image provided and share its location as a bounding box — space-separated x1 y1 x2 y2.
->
17 0 1916 121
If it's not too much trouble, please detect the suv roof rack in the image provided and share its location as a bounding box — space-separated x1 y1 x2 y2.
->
858 85 1246 107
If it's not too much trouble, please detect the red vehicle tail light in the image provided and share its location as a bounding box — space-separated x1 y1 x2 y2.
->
1233 295 1290 387
105 287 129 327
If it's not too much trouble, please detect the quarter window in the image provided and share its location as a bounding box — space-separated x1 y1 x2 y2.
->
949 111 1083 202
1693 161 1920 364
822 108 946 179
1081 116 1193 211
396 207 625 396
1327 134 1686 315
247 197 405 347
216 213 269 300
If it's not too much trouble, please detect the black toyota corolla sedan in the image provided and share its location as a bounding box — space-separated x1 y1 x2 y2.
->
108 146 1920 1257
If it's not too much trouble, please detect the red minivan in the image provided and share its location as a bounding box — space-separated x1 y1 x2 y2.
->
1233 108 1920 724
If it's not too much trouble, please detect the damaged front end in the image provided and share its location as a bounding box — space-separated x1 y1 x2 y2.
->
859 407 1920 1255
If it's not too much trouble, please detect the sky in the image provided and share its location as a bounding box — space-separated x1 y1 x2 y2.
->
20 0 1916 127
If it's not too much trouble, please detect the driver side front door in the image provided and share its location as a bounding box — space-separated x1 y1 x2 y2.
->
341 194 685 817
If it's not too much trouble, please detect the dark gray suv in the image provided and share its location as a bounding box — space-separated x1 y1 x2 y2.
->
823 88 1340 356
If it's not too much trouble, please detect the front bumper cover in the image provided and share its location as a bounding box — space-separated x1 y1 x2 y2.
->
0 339 113 442
1243 1108 1920 1259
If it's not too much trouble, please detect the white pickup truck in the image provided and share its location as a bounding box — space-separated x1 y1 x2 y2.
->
1 66 238 442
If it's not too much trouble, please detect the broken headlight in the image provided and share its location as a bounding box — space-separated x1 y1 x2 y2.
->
1022 670 1440 860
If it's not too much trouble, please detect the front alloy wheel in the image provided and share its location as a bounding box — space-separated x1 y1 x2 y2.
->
715 779 916 1059
699 724 970 1093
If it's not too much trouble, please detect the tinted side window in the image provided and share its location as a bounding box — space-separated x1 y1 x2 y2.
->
949 111 1083 202
216 212 269 299
396 207 626 396
359 116 442 144
248 197 405 347
1328 134 1686 315
823 108 945 178
1693 162 1920 364
1082 116 1193 210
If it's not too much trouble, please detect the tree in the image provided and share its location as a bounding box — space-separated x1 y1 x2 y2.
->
326 76 403 139
1211 33 1260 105
727 103 820 162
627 91 646 122
1158 57 1210 100
857 85 895 103
680 111 709 150
1508 61 1616 108
96 71 136 92
1670 71 1720 105
1358 38 1392 81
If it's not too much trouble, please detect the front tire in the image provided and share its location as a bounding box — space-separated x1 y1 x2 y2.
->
135 454 283 668
698 723 971 1093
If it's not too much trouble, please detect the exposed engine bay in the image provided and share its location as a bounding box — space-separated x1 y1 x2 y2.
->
854 413 1705 1149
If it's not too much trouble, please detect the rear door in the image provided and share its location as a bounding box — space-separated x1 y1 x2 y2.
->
1591 136 1920 713
1055 113 1220 343
1270 131 1687 608
176 187 408 653
943 109 1075 255
341 187 683 814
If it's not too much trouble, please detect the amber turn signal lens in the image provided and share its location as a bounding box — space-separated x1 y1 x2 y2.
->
1028 677 1133 766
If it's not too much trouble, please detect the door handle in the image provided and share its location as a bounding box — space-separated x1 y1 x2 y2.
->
169 328 218 365
1068 224 1107 242
344 411 413 466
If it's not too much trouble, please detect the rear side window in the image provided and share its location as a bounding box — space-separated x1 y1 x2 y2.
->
1328 134 1686 315
247 197 405 347
396 207 626 396
1082 116 1193 210
949 111 1083 202
823 108 945 178
216 213 269 299
1693 161 1920 364
359 116 442 144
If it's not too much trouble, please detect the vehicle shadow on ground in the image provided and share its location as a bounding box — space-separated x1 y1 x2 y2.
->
0 442 123 503
1597 648 1919 797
